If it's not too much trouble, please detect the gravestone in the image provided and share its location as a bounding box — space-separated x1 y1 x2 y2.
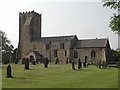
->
44 57 49 68
36 59 39 64
72 60 76 70
22 58 26 64
25 58 29 70
83 62 86 67
99 60 102 69
66 58 69 64
78 58 82 69
6 65 12 78
55 58 59 64
15 58 18 64
32 59 36 65
102 61 107 68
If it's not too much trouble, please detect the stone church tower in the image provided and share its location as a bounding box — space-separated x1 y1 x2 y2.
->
18 11 41 59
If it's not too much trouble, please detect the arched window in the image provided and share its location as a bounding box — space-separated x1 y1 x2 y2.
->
74 50 78 58
91 50 96 58
65 50 67 56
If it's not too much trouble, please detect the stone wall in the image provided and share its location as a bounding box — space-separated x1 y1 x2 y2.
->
72 48 105 64
32 40 71 63
18 11 41 59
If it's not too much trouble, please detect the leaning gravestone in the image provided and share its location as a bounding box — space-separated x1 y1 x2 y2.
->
25 58 29 70
72 60 76 70
6 65 12 78
78 58 82 69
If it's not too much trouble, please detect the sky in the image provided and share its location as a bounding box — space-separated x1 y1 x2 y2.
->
0 0 118 49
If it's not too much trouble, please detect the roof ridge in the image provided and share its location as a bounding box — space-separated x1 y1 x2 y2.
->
41 35 76 38
79 38 108 41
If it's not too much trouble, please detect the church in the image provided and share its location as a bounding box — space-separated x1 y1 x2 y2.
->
18 11 111 64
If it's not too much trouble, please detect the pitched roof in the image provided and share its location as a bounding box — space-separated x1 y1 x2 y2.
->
39 35 77 42
72 38 108 49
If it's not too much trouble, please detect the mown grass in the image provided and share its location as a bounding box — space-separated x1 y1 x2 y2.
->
2 63 118 88
0 66 2 89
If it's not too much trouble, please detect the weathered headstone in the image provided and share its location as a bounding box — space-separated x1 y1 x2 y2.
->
78 58 82 69
44 57 49 68
55 58 59 64
66 58 69 64
72 60 76 70
6 65 12 78
25 58 29 70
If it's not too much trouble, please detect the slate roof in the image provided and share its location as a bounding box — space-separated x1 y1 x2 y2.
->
73 38 108 49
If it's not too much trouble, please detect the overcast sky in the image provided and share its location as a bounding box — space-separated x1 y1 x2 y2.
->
0 0 118 49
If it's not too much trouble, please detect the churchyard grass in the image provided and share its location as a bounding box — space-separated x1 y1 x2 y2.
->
2 63 118 88
0 66 2 89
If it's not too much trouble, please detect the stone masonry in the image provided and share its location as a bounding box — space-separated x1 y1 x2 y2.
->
18 11 111 64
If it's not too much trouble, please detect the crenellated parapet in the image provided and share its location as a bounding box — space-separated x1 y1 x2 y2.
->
18 11 42 59
19 10 41 16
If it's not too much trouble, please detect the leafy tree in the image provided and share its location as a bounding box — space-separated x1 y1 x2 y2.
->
11 48 18 64
102 0 120 33
110 49 120 62
0 30 14 64
103 1 120 9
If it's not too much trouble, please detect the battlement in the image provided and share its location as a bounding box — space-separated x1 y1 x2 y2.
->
19 10 41 16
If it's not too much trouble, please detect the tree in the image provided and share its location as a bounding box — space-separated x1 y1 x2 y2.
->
102 0 120 33
110 49 120 62
11 48 18 64
0 30 14 64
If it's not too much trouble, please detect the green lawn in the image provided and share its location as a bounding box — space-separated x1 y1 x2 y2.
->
2 63 118 88
0 66 2 89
